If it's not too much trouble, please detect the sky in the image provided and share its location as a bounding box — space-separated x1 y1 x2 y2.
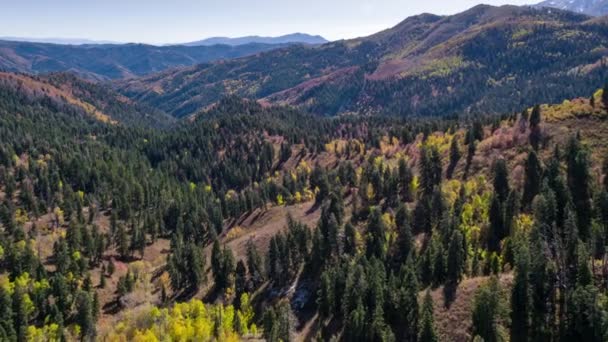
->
1 0 534 44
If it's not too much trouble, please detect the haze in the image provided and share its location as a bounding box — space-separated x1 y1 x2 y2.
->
2 0 534 44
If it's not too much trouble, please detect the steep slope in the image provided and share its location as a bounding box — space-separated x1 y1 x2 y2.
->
0 40 290 80
183 33 328 46
535 0 608 16
0 72 173 127
117 5 608 118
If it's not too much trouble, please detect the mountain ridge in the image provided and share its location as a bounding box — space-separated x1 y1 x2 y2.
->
0 40 292 80
182 33 328 46
117 5 608 118
0 72 174 127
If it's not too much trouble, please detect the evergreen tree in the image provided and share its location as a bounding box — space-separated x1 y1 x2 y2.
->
522 151 542 209
115 223 130 260
566 137 592 239
510 239 531 342
246 239 264 288
235 260 247 298
529 105 542 150
446 230 465 285
401 261 420 342
493 159 510 202
366 208 387 260
471 277 508 342
344 222 357 256
418 290 438 342
75 291 96 339
488 195 504 253
447 136 461 179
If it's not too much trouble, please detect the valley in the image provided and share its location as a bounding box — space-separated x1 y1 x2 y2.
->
0 2 608 342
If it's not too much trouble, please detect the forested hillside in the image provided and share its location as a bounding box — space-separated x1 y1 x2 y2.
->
117 5 608 118
0 40 291 81
1 59 608 342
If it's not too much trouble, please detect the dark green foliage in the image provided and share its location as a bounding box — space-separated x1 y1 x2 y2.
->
263 301 292 342
529 105 542 150
168 235 207 292
493 159 510 203
0 59 607 341
420 146 442 197
447 137 461 179
489 195 505 253
566 136 593 239
418 291 438 342
522 151 542 209
366 208 388 260
564 285 608 342
471 277 508 342
510 239 531 342
446 230 465 285
75 291 96 339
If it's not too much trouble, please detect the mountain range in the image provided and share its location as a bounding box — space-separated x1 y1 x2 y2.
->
182 33 328 46
535 0 608 16
0 40 290 80
117 5 608 118
2 4 608 118
0 37 122 45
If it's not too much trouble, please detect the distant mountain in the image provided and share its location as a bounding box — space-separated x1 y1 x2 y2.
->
0 40 289 80
534 0 608 16
182 33 328 46
0 37 122 45
117 5 608 118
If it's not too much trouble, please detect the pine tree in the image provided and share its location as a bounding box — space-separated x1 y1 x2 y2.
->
566 138 592 239
246 239 264 287
522 151 542 209
401 261 419 342
465 134 477 178
398 158 413 201
317 270 335 320
493 159 510 202
529 105 542 150
75 291 96 339
235 260 247 298
446 230 465 285
447 137 461 179
471 276 507 342
186 242 207 290
510 239 531 342
396 204 413 263
366 208 387 260
420 146 442 196
418 290 438 342
0 287 15 342
343 222 357 256
211 239 222 279
488 195 504 253
115 223 130 260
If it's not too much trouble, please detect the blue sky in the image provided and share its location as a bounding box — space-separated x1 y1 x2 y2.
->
1 0 534 44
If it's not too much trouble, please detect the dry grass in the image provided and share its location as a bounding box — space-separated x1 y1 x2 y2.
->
429 273 514 342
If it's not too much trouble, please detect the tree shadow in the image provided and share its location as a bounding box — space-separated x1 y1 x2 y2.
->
443 281 458 309
102 299 122 315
